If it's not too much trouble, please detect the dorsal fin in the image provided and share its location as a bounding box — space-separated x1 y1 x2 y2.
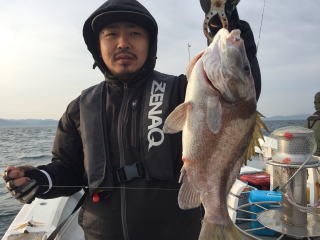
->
243 111 268 165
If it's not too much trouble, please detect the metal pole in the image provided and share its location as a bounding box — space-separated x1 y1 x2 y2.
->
282 168 308 226
187 43 191 63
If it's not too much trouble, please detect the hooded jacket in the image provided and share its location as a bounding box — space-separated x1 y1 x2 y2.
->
83 0 158 78
37 0 201 239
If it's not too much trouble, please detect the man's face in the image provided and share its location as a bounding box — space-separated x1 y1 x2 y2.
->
99 22 150 79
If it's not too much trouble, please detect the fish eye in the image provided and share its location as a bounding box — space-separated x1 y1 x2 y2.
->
243 65 250 74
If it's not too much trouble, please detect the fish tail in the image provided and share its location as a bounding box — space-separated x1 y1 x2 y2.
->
199 220 242 240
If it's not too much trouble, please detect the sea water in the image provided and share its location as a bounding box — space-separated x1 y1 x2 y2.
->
0 120 304 237
0 126 55 237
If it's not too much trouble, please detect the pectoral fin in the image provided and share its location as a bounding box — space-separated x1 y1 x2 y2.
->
207 96 222 134
163 102 191 134
178 172 201 209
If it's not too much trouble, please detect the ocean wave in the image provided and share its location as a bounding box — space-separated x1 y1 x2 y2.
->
0 211 18 218
19 154 51 161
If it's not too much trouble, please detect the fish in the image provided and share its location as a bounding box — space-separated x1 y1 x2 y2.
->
163 28 265 240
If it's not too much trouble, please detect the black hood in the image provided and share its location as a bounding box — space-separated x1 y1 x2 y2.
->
83 0 158 80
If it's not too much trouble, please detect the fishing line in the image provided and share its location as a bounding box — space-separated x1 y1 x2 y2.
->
256 0 266 52
39 185 180 191
0 173 180 191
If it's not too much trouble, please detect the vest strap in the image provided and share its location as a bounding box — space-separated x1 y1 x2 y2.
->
116 162 145 183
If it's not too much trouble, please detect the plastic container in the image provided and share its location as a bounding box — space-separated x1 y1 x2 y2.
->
240 172 270 190
249 190 282 236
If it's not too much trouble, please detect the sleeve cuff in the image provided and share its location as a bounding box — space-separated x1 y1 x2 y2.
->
40 170 53 194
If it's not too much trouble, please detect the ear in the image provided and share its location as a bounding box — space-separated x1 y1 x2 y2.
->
186 51 204 80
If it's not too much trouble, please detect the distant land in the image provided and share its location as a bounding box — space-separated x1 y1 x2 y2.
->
264 114 309 121
0 114 309 127
0 118 58 127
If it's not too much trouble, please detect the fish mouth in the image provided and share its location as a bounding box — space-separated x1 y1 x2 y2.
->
202 68 234 104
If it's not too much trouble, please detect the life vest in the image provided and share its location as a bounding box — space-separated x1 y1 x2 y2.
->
79 71 181 189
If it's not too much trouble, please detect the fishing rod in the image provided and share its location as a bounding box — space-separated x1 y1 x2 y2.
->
256 0 266 52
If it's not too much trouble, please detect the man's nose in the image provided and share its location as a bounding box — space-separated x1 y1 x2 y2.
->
117 34 131 49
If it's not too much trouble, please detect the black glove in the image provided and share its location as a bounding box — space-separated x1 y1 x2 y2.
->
3 166 49 204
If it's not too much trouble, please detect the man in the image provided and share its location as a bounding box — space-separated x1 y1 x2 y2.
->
305 92 320 156
3 0 261 239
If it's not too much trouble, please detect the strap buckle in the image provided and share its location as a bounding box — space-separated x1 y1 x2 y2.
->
116 162 145 183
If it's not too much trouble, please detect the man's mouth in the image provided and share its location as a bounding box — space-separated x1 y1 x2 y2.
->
114 52 137 61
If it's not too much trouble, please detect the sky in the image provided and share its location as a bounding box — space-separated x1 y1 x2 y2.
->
0 0 319 120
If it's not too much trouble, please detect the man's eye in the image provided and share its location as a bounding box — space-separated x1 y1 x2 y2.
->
103 32 116 38
131 32 142 36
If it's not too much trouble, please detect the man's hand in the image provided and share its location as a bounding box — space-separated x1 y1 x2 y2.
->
3 166 48 204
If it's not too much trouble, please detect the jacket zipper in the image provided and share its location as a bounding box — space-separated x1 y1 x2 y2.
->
101 82 112 187
131 100 138 148
118 83 130 240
